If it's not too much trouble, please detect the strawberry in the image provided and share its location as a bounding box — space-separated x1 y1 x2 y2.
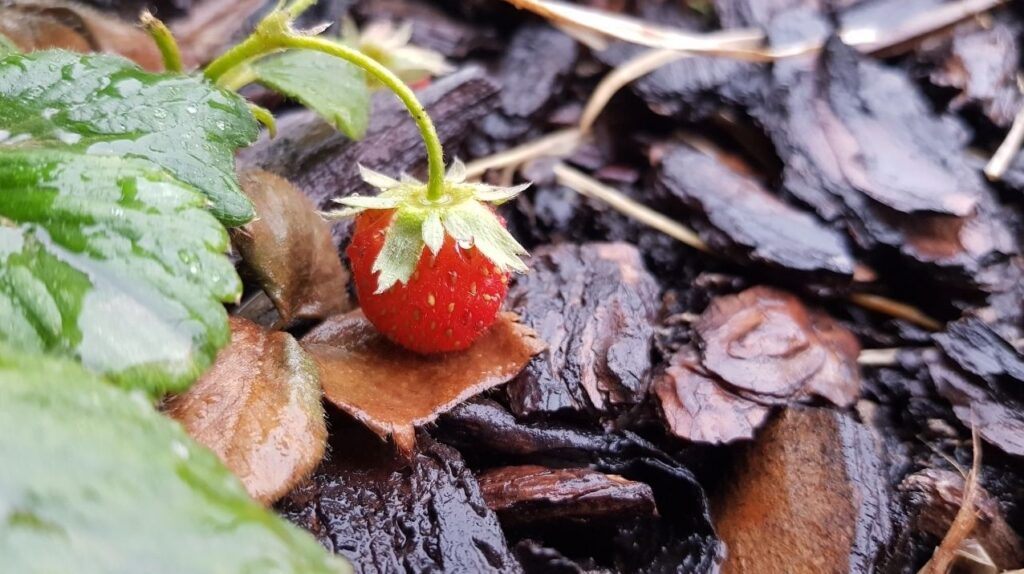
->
327 160 529 354
348 209 510 353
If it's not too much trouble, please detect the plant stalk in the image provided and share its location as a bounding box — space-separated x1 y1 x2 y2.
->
205 16 446 201
141 12 184 73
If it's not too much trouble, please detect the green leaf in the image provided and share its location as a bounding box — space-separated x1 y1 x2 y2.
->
422 210 444 255
0 51 258 225
371 210 422 293
0 347 351 574
442 201 528 273
0 149 240 394
251 50 370 140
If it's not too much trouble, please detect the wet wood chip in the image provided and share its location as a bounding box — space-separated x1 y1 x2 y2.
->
478 465 656 527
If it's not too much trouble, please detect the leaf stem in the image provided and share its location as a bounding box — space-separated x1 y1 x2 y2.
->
141 11 184 73
204 14 446 201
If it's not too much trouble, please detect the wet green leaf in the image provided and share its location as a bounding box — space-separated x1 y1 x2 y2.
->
0 50 258 225
0 150 240 394
0 51 259 394
0 347 350 574
251 50 370 140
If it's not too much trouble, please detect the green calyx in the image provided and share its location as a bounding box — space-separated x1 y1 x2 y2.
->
324 160 530 293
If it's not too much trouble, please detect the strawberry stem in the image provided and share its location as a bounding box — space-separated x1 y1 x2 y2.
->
204 10 447 202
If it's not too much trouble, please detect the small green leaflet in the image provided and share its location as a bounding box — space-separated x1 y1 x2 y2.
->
0 51 257 394
0 347 351 574
0 51 258 225
251 50 370 140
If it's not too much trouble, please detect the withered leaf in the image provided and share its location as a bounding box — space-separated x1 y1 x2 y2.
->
654 347 771 445
234 169 351 327
695 287 861 407
0 1 164 70
301 311 545 455
164 317 327 505
477 465 656 528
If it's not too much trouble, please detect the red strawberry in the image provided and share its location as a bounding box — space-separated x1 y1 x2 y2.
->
348 208 511 354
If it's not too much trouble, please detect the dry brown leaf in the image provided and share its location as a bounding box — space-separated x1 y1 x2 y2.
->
695 287 862 407
234 169 351 327
164 317 327 505
654 347 771 445
0 1 164 70
301 311 545 456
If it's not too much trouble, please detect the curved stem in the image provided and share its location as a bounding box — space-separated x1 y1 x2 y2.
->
141 12 184 73
205 21 446 201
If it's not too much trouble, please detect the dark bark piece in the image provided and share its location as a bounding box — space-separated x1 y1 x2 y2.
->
894 469 1024 570
714 408 892 574
435 398 641 462
930 317 1024 457
496 24 578 119
301 311 544 456
355 0 500 58
234 169 351 327
593 40 758 121
695 287 862 406
654 346 771 445
468 23 578 149
762 34 1015 288
237 67 500 247
513 540 587 574
436 399 724 573
505 243 660 420
741 6 1016 281
712 0 823 28
277 420 522 574
478 465 656 527
922 17 1023 128
655 144 854 280
934 316 1024 382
